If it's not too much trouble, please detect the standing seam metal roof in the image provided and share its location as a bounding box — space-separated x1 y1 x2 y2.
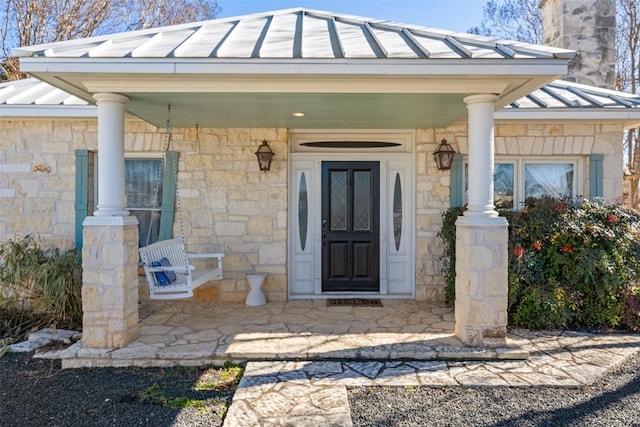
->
12 8 575 60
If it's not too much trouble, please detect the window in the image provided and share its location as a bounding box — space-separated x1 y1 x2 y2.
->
75 151 177 249
464 158 582 210
124 158 163 247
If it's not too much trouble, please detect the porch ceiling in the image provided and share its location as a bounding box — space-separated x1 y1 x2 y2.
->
125 92 470 128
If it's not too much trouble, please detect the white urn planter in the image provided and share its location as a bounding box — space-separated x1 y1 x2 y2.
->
245 273 267 306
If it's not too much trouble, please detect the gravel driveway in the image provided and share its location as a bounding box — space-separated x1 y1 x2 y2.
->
349 352 640 427
0 352 238 427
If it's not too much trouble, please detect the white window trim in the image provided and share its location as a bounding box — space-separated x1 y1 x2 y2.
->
464 156 584 210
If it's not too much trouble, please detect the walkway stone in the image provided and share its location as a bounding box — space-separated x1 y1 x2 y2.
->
223 329 640 426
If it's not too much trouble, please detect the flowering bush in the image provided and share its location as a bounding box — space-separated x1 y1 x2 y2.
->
440 198 640 330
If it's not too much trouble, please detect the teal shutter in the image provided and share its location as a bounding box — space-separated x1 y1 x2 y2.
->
158 151 178 241
589 154 604 199
450 153 464 208
74 150 90 250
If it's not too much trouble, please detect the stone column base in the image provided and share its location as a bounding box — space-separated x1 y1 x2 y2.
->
82 216 139 348
454 215 509 347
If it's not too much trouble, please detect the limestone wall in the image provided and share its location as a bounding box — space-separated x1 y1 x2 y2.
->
541 0 617 89
0 119 96 249
1 118 624 304
414 120 624 302
0 119 288 303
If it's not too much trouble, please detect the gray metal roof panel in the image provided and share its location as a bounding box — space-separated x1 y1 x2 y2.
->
12 8 575 60
510 80 640 109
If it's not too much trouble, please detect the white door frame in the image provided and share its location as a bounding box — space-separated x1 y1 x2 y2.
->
288 130 415 299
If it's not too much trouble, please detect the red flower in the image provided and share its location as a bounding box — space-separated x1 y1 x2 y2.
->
607 215 618 223
561 244 575 253
552 203 566 213
533 241 542 251
513 245 526 258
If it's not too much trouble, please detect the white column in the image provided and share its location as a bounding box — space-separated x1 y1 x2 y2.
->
455 93 509 347
463 94 499 219
93 93 129 216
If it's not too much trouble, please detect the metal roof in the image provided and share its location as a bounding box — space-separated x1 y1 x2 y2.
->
508 80 640 109
12 8 574 60
0 78 88 106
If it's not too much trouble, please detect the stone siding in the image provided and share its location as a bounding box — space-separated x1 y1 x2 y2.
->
0 119 288 303
413 120 624 302
1 118 624 304
541 0 617 89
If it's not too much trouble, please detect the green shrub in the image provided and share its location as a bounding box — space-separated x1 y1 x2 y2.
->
438 207 465 306
440 198 640 330
0 235 82 332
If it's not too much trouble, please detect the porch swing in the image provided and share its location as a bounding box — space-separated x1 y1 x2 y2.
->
139 107 224 299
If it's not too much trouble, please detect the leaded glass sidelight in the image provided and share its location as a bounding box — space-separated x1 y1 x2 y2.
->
298 173 308 251
393 173 402 251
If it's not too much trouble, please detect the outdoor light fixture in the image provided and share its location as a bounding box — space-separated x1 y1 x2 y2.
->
255 140 275 172
433 139 456 171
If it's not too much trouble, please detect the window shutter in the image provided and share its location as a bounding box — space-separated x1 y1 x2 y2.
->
74 150 89 250
589 154 604 199
450 153 464 208
158 151 178 241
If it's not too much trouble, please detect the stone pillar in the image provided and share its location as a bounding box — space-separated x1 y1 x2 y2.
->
540 0 616 89
93 93 129 216
81 92 139 349
455 94 508 347
82 216 139 348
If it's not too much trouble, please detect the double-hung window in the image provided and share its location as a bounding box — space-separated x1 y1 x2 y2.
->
75 150 177 249
463 157 582 210
124 156 163 247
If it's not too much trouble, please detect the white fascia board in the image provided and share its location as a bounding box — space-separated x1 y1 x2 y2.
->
19 57 569 77
495 108 640 123
0 105 97 119
81 75 512 94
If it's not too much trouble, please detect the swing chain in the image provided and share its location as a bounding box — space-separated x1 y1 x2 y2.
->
163 105 190 272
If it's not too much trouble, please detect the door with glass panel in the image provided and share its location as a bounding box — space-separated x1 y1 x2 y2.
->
321 161 380 292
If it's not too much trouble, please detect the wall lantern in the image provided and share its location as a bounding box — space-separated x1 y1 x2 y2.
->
255 140 275 172
433 139 456 171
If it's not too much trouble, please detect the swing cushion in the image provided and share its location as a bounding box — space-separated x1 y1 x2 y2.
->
151 257 177 286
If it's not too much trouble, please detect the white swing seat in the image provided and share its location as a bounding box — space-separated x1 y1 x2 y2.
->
139 238 224 300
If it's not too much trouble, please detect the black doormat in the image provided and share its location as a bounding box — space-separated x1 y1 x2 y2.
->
327 298 383 307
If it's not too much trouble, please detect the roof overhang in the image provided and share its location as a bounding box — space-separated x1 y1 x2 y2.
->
495 108 640 129
20 57 568 128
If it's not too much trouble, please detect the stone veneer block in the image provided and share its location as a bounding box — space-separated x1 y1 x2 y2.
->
454 215 508 347
82 216 140 348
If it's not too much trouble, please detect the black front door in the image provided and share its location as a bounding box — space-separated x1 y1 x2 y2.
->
321 161 380 292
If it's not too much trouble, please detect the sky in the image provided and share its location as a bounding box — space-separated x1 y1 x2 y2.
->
217 0 487 33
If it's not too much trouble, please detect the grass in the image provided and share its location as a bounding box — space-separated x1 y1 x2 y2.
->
130 363 244 410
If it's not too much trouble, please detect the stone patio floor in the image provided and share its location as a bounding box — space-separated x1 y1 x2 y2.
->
38 300 640 427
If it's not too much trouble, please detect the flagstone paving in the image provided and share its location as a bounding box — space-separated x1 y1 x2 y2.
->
223 330 640 426
43 300 528 368
31 299 640 426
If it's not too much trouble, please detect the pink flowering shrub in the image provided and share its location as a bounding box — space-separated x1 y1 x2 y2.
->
441 198 640 330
